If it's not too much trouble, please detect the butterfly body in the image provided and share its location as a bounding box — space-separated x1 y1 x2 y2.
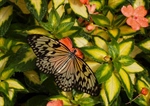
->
28 35 100 96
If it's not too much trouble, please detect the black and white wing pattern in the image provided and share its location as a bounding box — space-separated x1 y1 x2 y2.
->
27 34 100 96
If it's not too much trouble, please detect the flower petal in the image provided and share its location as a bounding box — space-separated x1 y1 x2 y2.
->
136 17 149 27
121 5 134 17
86 4 96 14
126 17 140 30
133 6 147 17
46 100 63 106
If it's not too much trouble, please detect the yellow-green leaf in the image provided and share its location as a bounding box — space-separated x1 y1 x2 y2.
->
7 89 15 101
52 0 64 9
73 37 92 48
5 79 26 90
0 5 13 26
119 40 133 56
0 96 4 106
122 62 144 73
118 68 133 99
23 70 41 84
1 68 14 80
49 95 72 105
133 0 146 8
93 36 108 51
0 5 13 36
108 0 125 9
119 25 136 35
68 0 88 18
139 39 150 53
100 85 109 106
86 61 101 72
92 28 109 40
82 47 107 62
96 64 112 84
104 73 120 103
10 0 30 14
25 0 47 21
106 11 114 24
19 48 36 64
108 28 120 39
0 56 9 73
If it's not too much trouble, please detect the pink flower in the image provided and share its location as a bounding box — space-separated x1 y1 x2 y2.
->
46 100 63 106
121 5 149 30
86 23 95 31
86 4 96 14
80 0 89 4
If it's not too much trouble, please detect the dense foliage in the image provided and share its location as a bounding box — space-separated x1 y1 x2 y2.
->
0 0 150 106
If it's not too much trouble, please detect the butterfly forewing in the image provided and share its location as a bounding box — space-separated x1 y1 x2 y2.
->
28 35 69 58
27 34 100 96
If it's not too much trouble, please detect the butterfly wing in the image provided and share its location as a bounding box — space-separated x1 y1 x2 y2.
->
28 35 100 96
28 35 70 74
73 57 100 96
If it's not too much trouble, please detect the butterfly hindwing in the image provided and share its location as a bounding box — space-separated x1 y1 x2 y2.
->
73 57 100 96
27 34 100 96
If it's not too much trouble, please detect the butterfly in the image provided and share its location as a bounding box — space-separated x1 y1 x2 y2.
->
27 34 100 96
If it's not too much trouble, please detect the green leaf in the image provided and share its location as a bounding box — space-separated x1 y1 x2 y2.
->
23 70 41 85
119 25 136 35
95 63 112 84
104 73 120 103
52 0 65 9
0 96 4 106
81 46 108 62
0 56 9 73
100 85 109 106
107 28 120 40
73 36 92 48
26 95 48 106
118 55 135 66
5 46 36 72
122 62 144 73
49 95 72 105
0 81 9 95
139 38 150 53
0 5 13 36
5 79 26 91
108 39 119 59
1 68 14 80
25 0 47 21
93 36 108 51
57 22 74 34
91 14 110 27
106 11 114 24
7 89 15 101
135 78 149 106
108 0 126 9
90 0 105 10
57 26 81 38
48 8 60 29
113 61 121 72
119 39 134 56
68 0 88 19
92 28 109 40
133 0 148 8
114 15 126 27
118 68 133 99
78 97 100 106
0 0 8 7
